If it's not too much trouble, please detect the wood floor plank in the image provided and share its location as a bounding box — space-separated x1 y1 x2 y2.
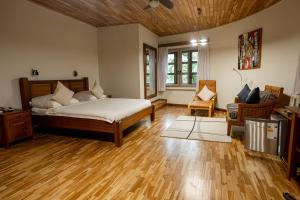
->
0 106 299 200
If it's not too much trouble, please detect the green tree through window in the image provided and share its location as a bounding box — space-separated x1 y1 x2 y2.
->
166 50 198 86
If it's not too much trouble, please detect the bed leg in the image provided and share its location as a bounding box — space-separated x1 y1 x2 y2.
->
113 122 122 147
151 105 155 121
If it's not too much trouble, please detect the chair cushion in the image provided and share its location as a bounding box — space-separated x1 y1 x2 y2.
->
227 103 238 119
246 87 260 104
189 100 212 108
259 91 276 103
237 84 251 103
198 85 215 101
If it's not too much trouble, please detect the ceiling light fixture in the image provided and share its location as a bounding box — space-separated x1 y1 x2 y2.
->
190 39 197 44
199 38 208 43
190 38 208 46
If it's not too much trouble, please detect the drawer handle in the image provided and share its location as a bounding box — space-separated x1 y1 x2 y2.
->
13 122 25 126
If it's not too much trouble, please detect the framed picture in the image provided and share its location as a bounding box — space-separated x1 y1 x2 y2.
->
238 28 262 70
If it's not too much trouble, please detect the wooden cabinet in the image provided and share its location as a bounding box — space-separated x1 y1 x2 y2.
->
286 107 300 180
275 107 300 180
0 110 33 147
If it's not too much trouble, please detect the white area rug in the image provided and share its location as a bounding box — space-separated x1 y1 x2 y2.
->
161 116 232 143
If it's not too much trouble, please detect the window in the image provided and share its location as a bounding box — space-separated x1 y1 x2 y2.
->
191 51 198 84
166 49 198 86
146 54 150 85
167 52 177 84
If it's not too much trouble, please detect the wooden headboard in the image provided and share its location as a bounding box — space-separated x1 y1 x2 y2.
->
19 77 89 110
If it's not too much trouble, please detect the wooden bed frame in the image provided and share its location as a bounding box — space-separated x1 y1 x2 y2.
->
19 77 155 147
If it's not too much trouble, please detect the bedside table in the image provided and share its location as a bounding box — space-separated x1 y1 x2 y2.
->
0 110 33 148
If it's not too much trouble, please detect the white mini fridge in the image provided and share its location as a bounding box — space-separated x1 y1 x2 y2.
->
244 115 288 155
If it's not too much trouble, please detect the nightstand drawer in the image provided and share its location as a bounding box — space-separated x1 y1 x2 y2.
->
5 112 30 121
7 120 27 138
0 110 33 147
7 119 28 141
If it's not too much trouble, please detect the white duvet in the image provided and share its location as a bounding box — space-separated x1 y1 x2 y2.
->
32 98 152 123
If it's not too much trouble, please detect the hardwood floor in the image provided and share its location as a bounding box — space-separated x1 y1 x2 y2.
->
0 106 299 200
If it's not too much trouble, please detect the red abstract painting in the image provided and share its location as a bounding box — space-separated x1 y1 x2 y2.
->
238 28 262 70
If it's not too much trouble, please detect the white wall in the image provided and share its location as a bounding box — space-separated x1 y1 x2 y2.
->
98 24 140 98
98 24 159 99
159 0 300 108
162 88 195 105
0 0 99 108
2 0 299 109
138 24 159 99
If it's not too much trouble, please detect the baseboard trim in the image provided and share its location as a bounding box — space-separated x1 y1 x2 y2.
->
215 107 227 112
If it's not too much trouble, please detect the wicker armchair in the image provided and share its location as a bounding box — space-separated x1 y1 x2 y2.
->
227 85 284 136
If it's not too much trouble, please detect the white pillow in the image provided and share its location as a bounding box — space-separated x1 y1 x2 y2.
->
51 81 74 106
31 94 62 109
73 91 97 101
91 81 104 99
198 85 215 101
70 98 80 104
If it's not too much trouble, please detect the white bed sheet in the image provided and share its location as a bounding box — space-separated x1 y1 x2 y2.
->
32 98 151 123
32 107 50 115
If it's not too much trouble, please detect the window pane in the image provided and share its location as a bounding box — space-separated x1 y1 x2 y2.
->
168 64 174 73
192 63 197 73
192 74 197 84
166 74 175 84
182 52 188 62
146 65 150 74
168 53 175 63
182 63 188 73
146 75 150 84
192 52 198 62
181 74 188 84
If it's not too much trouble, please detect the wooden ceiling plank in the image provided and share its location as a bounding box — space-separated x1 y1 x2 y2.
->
192 2 200 31
29 0 282 36
196 0 205 29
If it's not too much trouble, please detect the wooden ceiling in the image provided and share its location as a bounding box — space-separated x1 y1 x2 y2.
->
30 0 281 36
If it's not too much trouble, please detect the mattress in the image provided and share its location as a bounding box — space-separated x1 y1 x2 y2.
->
32 107 50 115
32 98 152 123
